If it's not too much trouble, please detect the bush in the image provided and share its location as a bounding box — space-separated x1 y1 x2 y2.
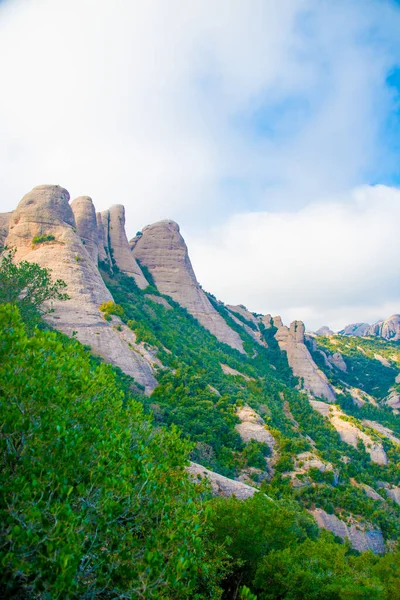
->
0 304 225 598
32 234 55 245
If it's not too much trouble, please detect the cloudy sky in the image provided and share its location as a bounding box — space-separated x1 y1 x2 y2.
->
1 0 400 330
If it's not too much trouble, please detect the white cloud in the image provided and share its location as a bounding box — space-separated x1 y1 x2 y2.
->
188 185 400 331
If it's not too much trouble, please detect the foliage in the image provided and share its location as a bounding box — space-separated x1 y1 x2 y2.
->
0 248 68 323
31 234 55 245
0 304 225 598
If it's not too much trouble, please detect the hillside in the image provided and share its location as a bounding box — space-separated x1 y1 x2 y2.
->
1 184 400 598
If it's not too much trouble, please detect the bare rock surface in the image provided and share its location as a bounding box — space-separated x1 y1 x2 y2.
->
386 387 400 413
70 196 98 264
362 420 400 445
227 308 268 347
220 363 254 381
329 352 347 372
310 508 384 554
101 205 148 289
235 405 276 449
0 212 11 246
96 211 112 265
367 314 400 341
310 401 387 465
5 185 157 392
260 313 273 328
276 320 336 402
132 220 245 352
350 479 385 502
187 462 257 499
339 322 370 336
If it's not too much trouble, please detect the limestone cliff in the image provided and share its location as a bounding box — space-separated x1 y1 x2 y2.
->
70 196 98 264
275 319 336 402
5 185 157 392
101 205 148 289
367 314 400 341
131 220 245 353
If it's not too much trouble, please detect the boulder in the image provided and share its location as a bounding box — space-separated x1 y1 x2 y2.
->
276 320 336 402
5 185 157 393
101 205 148 289
70 196 98 264
132 220 245 352
235 405 276 450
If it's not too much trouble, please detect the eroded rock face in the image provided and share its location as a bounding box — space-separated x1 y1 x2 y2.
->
101 205 148 289
310 400 387 465
339 322 370 336
0 212 11 247
5 185 157 393
310 508 384 554
187 462 257 499
227 305 268 347
132 220 245 352
367 314 400 341
96 212 112 266
329 352 347 372
70 196 98 264
276 320 336 402
235 405 276 449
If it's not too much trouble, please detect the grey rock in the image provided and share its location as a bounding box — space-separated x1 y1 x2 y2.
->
132 220 245 352
367 314 400 342
0 212 12 247
339 322 370 337
5 185 157 393
316 325 335 336
188 462 257 500
70 196 98 264
101 205 148 289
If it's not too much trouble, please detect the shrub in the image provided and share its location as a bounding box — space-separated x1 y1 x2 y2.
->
32 234 55 245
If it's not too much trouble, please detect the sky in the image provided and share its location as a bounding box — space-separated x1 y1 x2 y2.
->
0 0 400 331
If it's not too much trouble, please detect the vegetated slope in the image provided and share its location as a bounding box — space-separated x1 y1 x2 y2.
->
1 254 400 598
102 269 400 543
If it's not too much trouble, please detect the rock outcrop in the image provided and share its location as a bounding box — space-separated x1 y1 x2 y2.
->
187 462 257 499
310 400 387 465
131 220 245 352
0 212 11 247
275 320 336 402
5 185 157 392
101 205 148 289
310 508 384 554
70 196 98 264
328 352 347 372
96 212 112 266
235 405 276 450
339 322 370 337
226 305 268 347
316 326 335 336
367 314 400 341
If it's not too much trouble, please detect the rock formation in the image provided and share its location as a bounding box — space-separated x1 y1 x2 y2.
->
235 405 276 450
328 352 347 372
310 400 387 465
96 212 112 266
70 196 98 264
226 305 268 347
315 325 335 336
339 322 370 337
0 212 11 247
5 185 157 392
131 220 245 352
101 205 148 289
275 320 336 402
367 314 400 341
187 462 257 499
310 508 384 554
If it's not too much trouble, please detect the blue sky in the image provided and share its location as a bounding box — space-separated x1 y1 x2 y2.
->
0 0 400 329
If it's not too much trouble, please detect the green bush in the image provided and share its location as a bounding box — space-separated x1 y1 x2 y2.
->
32 234 55 245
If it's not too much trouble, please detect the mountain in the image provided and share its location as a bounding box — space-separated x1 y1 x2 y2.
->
339 315 400 341
1 184 400 596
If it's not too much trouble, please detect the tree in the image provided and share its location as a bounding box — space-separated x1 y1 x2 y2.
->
0 248 68 322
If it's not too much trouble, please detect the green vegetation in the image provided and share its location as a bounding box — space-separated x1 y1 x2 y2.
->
32 234 55 245
1 256 400 598
0 248 68 324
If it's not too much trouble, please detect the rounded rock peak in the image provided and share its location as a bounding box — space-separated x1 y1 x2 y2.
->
70 195 94 206
14 184 74 227
142 219 180 233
